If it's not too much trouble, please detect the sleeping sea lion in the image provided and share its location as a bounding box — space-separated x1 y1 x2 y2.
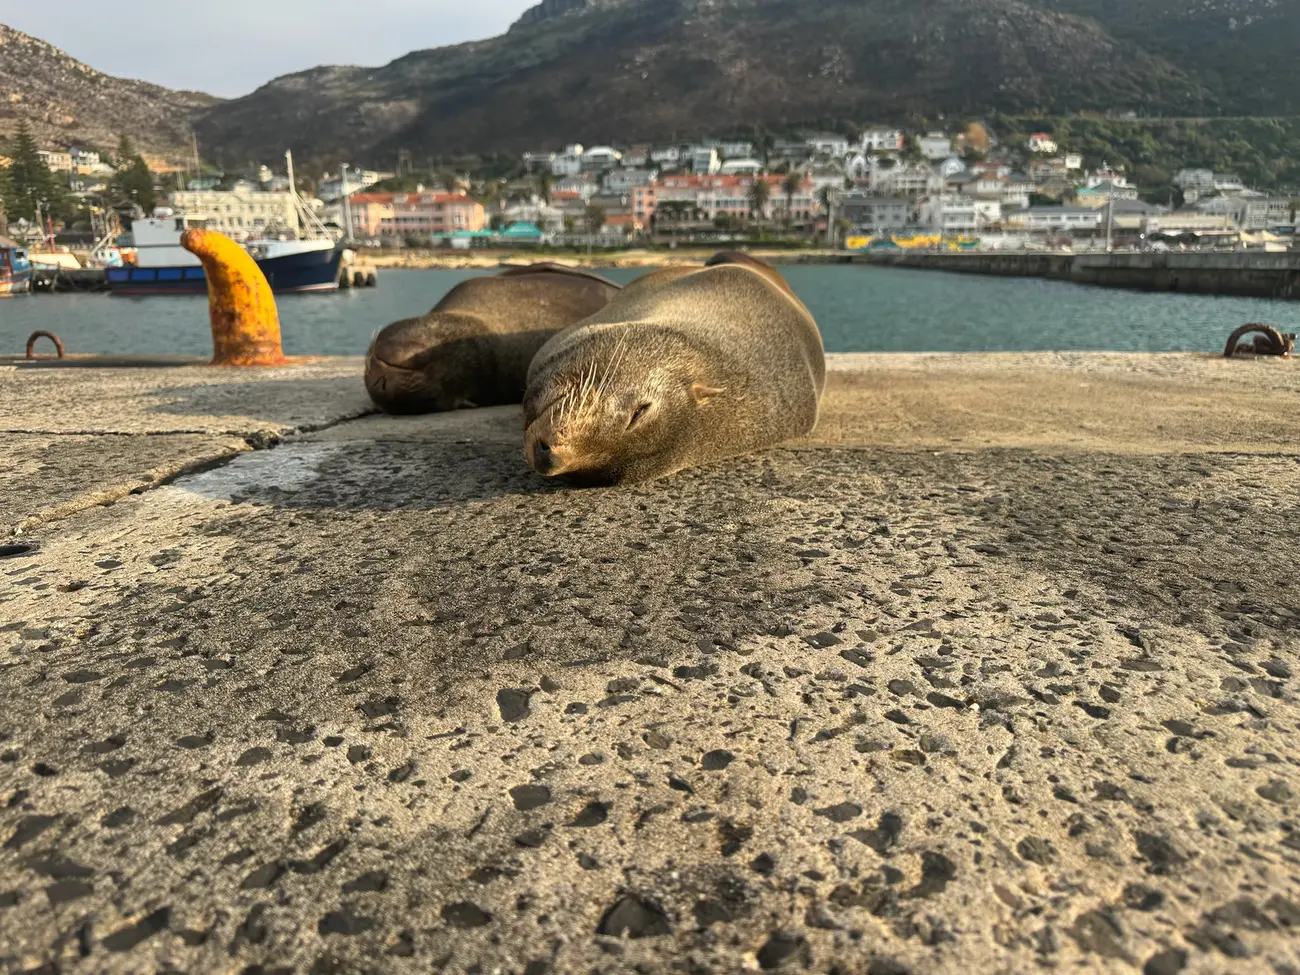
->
365 263 620 414
522 253 824 485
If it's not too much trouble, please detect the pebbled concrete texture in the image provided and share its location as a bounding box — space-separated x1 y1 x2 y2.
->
1 353 1298 975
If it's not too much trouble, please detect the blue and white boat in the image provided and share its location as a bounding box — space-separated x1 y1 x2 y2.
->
107 150 345 296
107 210 344 296
0 235 33 296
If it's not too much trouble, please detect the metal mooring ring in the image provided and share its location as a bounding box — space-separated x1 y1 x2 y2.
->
1223 323 1295 358
25 331 66 359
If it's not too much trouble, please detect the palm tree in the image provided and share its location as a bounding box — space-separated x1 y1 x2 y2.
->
781 171 802 227
748 178 772 227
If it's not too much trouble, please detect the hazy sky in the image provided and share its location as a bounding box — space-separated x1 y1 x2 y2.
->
5 0 538 98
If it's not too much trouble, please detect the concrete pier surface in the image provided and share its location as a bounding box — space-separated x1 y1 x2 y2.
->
862 251 1300 301
2 353 1298 974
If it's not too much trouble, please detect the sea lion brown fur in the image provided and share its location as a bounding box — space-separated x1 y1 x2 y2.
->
365 264 620 414
522 253 825 484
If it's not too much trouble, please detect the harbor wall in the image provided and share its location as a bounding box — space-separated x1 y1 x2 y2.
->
859 250 1300 300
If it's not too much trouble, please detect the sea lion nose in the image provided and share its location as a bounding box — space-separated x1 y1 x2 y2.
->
532 440 557 474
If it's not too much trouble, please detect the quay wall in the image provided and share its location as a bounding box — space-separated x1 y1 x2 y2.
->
859 250 1300 299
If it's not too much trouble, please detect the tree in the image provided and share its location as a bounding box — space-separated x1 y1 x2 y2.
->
114 134 138 169
781 171 802 226
438 170 461 194
0 120 60 225
748 178 771 223
111 155 157 215
535 170 553 204
583 203 606 235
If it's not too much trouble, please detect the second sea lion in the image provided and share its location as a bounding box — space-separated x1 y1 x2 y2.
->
522 253 825 485
365 264 620 414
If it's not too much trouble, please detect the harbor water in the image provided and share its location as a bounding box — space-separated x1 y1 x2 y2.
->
2 265 1296 357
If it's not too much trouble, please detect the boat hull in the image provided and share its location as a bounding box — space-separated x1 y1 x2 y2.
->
107 247 343 296
0 270 33 296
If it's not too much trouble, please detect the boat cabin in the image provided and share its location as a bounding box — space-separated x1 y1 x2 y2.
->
131 208 209 268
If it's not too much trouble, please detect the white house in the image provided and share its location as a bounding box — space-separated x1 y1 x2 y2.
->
1063 153 1084 171
650 146 682 166
581 146 623 171
1001 173 1037 210
1004 206 1103 232
603 168 657 192
719 158 763 176
1027 133 1059 154
861 128 905 152
551 150 584 176
918 195 980 233
918 133 953 160
806 133 851 157
936 156 968 179
719 140 754 159
871 159 943 197
37 149 74 172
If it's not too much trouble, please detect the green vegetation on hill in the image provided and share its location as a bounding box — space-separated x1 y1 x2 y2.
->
995 115 1300 197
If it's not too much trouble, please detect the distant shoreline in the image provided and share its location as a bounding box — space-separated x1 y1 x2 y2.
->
358 248 848 270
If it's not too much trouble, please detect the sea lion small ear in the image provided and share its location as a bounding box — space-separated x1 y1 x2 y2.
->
690 383 725 406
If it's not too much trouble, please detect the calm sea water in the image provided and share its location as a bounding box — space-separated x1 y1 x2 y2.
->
1 266 1295 357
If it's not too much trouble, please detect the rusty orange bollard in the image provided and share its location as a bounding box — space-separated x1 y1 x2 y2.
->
181 228 287 366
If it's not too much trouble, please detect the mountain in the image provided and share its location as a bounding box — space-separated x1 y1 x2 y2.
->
0 24 219 158
1040 0 1300 116
194 0 1225 167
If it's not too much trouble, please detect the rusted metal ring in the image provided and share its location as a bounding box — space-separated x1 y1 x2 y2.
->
25 331 66 359
1223 323 1295 359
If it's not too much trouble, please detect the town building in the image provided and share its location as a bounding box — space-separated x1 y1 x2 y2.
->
1027 133 1059 154
719 140 754 159
917 195 1001 232
1001 173 1037 210
317 169 386 202
1076 180 1141 207
861 128 905 152
650 146 682 166
37 150 74 173
689 147 721 175
1003 206 1103 233
918 133 952 160
602 168 656 193
341 191 485 240
869 160 943 197
551 145 585 176
581 146 622 172
770 140 813 162
169 187 300 236
648 174 817 222
806 133 851 157
839 194 913 234
718 158 763 176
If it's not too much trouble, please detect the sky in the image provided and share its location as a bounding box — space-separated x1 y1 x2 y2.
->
4 0 539 99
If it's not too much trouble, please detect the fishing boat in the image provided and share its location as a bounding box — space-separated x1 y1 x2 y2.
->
0 235 33 296
106 151 344 296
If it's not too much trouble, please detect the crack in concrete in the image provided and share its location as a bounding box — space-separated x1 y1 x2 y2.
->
7 408 380 538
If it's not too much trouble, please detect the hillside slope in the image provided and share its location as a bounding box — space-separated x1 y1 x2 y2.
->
193 0 1215 166
0 24 219 157
1039 0 1300 116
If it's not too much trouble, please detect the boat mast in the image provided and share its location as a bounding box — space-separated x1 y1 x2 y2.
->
286 150 301 236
